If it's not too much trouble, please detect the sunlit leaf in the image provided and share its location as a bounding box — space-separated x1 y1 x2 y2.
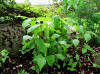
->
72 62 77 67
28 40 34 49
51 34 60 40
22 18 31 29
27 24 40 33
46 55 55 66
82 48 87 54
23 35 32 41
33 55 46 71
56 54 65 61
84 33 91 42
68 59 73 65
75 54 80 61
79 25 84 34
53 15 61 29
84 44 95 52
35 38 46 56
59 41 66 45
72 39 79 47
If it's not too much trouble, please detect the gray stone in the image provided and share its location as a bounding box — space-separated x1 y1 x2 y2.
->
0 23 25 56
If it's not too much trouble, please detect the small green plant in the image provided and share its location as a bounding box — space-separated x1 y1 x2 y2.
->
21 16 67 73
64 0 100 39
0 49 9 67
18 69 27 74
21 15 96 73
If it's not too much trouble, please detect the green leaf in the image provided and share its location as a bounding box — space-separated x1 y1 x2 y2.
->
18 69 27 74
17 15 27 19
23 35 32 41
57 64 60 69
84 44 95 52
35 65 40 73
79 25 84 34
82 48 87 54
21 39 35 54
44 43 50 48
33 55 46 71
1 49 9 57
72 39 79 47
93 63 100 68
64 0 68 4
56 54 65 61
50 40 57 46
75 54 80 61
67 54 72 58
27 24 40 33
69 67 75 71
28 40 34 49
65 44 71 48
44 28 49 39
46 55 55 66
51 34 60 40
59 41 66 45
57 8 62 12
53 15 61 29
22 35 32 45
22 18 31 29
0 63 2 67
68 59 73 65
30 18 36 26
84 33 91 42
35 38 46 56
63 63 66 67
72 62 77 67
31 66 35 70
2 58 7 63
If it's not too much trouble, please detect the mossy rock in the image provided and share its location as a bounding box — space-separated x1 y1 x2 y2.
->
93 52 100 69
0 23 25 56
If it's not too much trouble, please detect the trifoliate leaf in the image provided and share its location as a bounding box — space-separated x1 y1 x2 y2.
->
23 35 32 41
84 44 95 52
46 55 55 66
22 18 31 29
56 54 65 61
84 33 91 42
72 39 79 47
1 49 9 57
79 25 84 34
68 59 73 65
27 24 40 33
28 40 34 49
72 62 77 67
75 54 80 61
35 38 46 55
53 15 61 29
51 34 60 40
82 48 87 54
33 55 46 71
59 41 66 45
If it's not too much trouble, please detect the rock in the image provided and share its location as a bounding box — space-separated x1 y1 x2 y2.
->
94 52 100 65
0 23 25 56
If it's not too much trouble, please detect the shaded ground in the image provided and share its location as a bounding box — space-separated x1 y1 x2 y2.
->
0 47 100 74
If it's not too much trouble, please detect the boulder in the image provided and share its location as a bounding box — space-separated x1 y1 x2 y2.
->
0 23 25 56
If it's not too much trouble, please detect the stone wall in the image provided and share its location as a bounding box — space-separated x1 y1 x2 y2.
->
0 23 25 56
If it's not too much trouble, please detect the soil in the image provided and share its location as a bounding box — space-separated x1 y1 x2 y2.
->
0 47 100 74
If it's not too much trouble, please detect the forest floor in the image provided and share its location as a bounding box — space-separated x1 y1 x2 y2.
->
0 47 100 74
